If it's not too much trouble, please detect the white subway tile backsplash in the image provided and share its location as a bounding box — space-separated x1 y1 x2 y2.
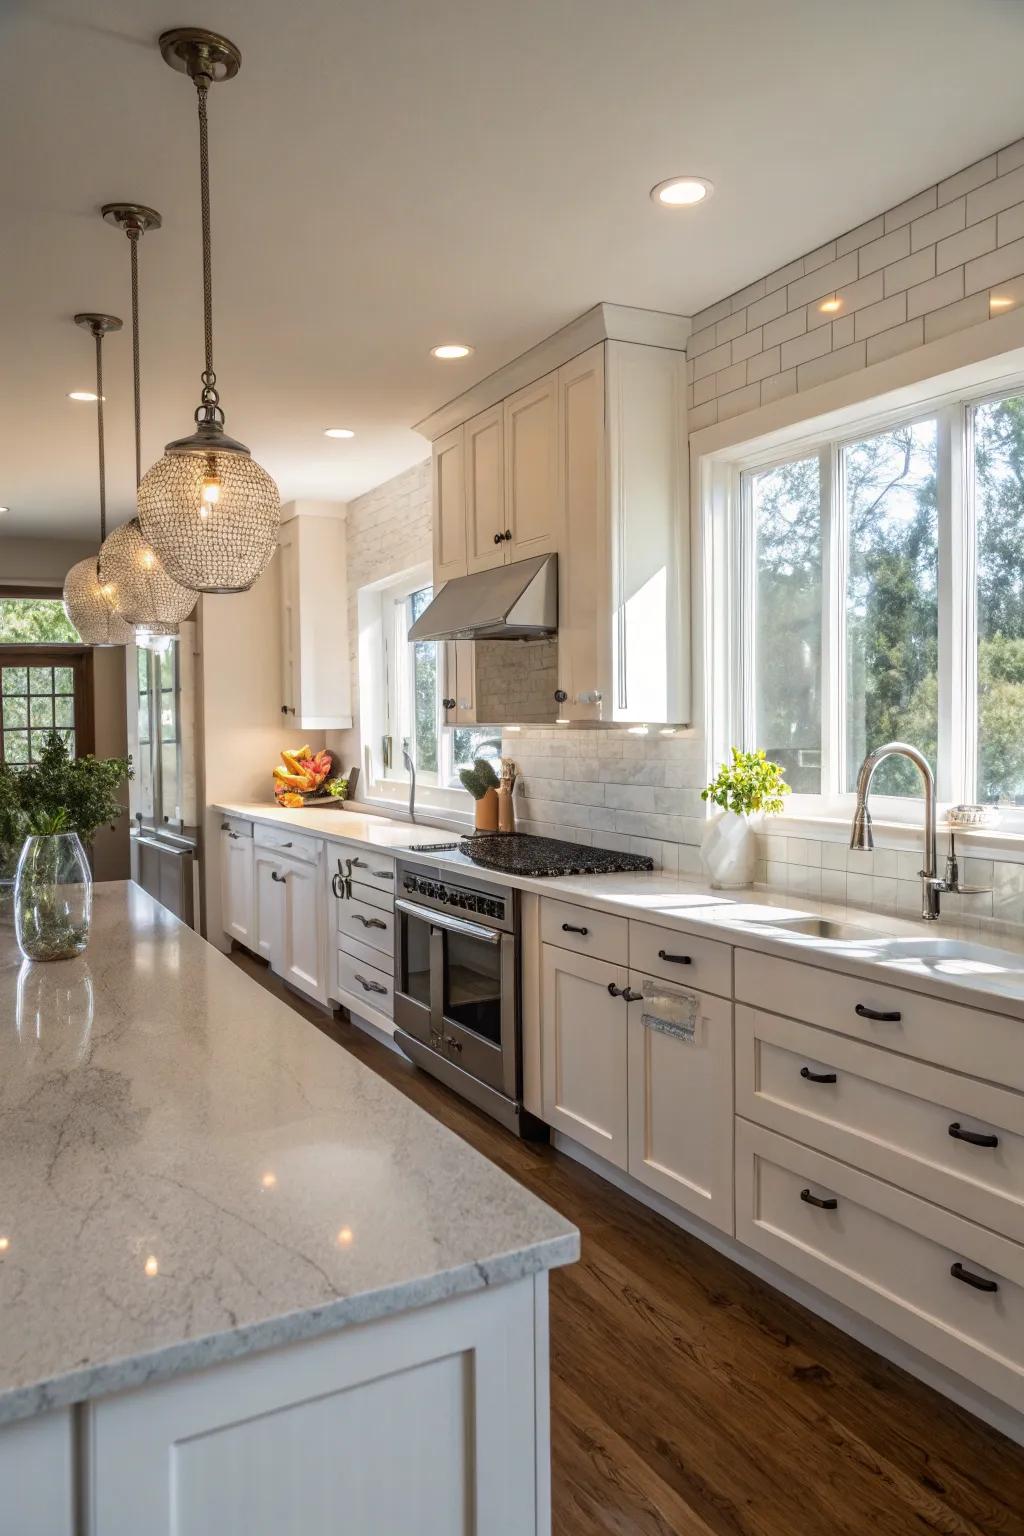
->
692 341 732 381
804 240 838 273
885 186 937 232
765 256 805 294
797 340 866 390
923 291 990 342
716 310 747 346
690 296 733 333
730 277 767 312
808 270 884 327
747 346 781 382
687 325 718 359
964 234 1024 294
910 197 965 251
883 247 936 296
966 163 1024 224
866 316 924 364
780 326 831 372
858 226 911 276
689 399 718 431
906 266 964 319
939 155 997 206
820 841 847 871
760 368 797 405
846 872 873 908
836 214 885 257
998 139 1024 176
718 382 762 421
935 216 996 274
692 372 717 407
715 360 747 396
998 202 1024 246
732 327 764 363
831 314 855 349
747 287 788 329
787 253 859 309
820 868 847 901
854 292 907 340
763 308 807 349
871 875 898 911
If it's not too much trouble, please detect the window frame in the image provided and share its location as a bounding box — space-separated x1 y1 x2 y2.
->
0 646 95 763
707 375 1024 829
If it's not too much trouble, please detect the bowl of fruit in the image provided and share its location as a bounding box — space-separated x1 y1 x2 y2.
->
272 744 339 808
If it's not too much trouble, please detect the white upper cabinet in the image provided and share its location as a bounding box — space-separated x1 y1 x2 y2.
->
277 504 352 731
432 427 468 582
503 371 558 563
419 306 691 725
465 405 506 573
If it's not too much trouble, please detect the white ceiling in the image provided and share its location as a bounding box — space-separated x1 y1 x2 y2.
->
2 0 1023 539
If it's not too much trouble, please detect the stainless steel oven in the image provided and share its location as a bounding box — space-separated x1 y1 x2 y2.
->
393 859 539 1135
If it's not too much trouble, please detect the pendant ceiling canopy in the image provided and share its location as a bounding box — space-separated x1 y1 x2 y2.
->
136 28 279 594
62 314 134 648
97 203 197 638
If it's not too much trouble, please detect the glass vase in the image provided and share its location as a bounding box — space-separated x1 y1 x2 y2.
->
14 833 93 961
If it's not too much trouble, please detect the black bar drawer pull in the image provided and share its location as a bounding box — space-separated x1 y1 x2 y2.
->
658 950 692 965
562 922 589 936
353 914 387 930
354 973 388 996
270 871 286 884
951 1261 999 1293
855 1002 902 1022
948 1122 999 1148
800 1066 837 1084
800 1188 838 1210
372 870 394 880
350 857 368 869
622 988 644 1003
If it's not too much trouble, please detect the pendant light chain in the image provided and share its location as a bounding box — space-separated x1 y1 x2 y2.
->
94 327 107 541
129 230 141 487
196 80 219 411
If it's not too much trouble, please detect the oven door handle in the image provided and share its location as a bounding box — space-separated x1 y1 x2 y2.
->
395 899 501 944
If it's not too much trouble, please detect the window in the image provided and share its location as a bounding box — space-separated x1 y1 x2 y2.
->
726 388 1024 819
359 569 500 809
0 596 80 645
0 655 92 766
134 643 185 828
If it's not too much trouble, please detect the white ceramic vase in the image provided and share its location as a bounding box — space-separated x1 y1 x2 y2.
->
700 810 758 889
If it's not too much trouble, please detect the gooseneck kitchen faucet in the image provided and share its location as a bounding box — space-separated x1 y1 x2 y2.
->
850 742 942 919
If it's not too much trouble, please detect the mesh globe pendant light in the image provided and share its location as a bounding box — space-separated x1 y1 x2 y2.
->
63 315 135 647
136 29 279 594
98 203 197 638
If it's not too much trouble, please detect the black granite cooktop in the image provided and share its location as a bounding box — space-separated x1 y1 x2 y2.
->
456 833 655 878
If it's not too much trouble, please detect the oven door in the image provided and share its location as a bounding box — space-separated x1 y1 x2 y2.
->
395 900 516 1099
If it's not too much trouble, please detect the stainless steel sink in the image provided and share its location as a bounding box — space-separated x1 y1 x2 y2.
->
759 916 886 942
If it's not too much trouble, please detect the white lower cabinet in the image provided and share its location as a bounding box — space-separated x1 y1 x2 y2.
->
540 944 628 1168
626 977 733 1232
2 1408 73 1536
251 841 326 1005
736 1119 1024 1412
220 824 254 947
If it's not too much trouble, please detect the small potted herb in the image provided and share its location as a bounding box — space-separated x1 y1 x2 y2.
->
11 731 132 960
459 758 500 833
700 748 789 888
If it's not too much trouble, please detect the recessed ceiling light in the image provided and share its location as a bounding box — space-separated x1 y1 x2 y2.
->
67 390 104 401
430 343 474 359
818 296 843 314
323 427 355 438
650 176 713 208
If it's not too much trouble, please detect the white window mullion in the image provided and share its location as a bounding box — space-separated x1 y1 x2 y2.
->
821 444 845 799
937 402 969 804
738 470 757 751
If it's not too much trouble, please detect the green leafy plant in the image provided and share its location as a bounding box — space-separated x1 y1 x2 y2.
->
459 758 499 800
13 731 132 842
325 776 349 800
701 747 790 817
0 762 24 876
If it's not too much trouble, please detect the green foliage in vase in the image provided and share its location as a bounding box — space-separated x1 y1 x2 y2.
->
14 731 132 843
459 758 500 800
701 748 790 817
0 762 22 876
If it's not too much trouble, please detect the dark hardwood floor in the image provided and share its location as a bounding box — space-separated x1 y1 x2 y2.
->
231 951 1024 1536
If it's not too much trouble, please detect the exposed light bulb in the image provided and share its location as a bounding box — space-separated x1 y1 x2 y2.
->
140 549 157 571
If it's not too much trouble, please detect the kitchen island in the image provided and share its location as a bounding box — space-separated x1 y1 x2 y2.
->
0 882 578 1536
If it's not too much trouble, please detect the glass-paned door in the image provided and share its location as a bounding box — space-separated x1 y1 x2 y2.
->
0 651 91 765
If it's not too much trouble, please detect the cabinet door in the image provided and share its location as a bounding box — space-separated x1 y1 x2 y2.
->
627 976 734 1233
540 944 628 1168
465 405 506 574
454 638 476 724
221 828 254 948
442 641 459 727
432 426 468 584
557 345 607 721
277 524 299 722
279 852 326 1004
253 848 283 965
504 372 558 562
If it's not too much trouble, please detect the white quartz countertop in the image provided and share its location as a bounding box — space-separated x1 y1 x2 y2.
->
215 801 1024 1020
0 883 578 1425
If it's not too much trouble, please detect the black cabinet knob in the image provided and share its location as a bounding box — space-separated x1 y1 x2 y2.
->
554 690 568 703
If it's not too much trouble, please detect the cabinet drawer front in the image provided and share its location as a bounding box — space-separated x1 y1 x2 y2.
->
629 920 732 998
337 896 393 955
341 847 396 886
736 1120 1024 1411
736 1006 1024 1242
219 815 252 839
735 948 1024 1089
342 874 393 913
540 898 627 964
254 824 322 864
338 950 394 1020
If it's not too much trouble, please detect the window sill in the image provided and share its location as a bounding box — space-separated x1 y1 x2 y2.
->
767 810 1024 863
352 790 475 836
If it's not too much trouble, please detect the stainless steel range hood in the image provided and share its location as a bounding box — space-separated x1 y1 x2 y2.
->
407 554 557 642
